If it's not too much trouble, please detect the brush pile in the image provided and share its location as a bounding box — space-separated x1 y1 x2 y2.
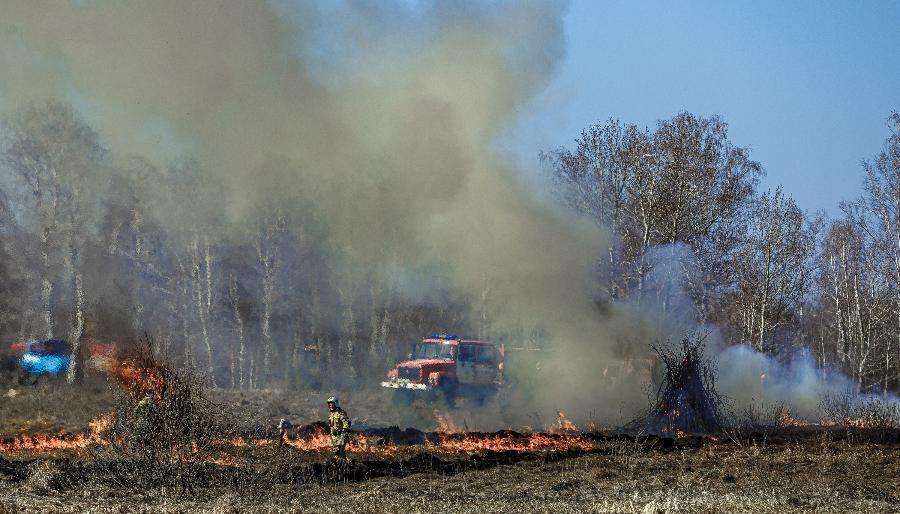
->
638 336 725 436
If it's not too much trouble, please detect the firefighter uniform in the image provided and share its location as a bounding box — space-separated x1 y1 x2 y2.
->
327 397 351 459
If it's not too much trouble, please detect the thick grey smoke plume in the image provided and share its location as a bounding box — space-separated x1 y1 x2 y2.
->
2 1 645 424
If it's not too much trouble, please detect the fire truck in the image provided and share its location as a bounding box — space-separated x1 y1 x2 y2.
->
381 335 505 405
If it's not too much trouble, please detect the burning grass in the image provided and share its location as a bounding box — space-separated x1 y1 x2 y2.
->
0 419 600 463
2 335 898 512
0 337 605 494
1 431 897 514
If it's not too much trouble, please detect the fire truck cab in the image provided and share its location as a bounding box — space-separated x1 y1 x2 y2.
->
381 335 503 405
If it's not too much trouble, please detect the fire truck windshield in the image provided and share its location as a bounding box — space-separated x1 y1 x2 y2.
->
412 342 455 360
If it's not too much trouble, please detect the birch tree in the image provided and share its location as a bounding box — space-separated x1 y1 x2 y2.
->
2 102 103 382
857 111 900 391
728 188 817 352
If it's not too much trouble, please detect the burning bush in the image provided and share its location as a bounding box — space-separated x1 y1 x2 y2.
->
631 336 725 436
91 336 256 489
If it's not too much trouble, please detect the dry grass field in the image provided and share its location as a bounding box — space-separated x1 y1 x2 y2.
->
1 377 898 514
0 434 897 513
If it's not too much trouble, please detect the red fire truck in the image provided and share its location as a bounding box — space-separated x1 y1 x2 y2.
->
381 335 504 405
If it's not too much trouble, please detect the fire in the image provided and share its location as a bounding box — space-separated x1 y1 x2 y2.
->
87 343 167 400
88 413 113 436
780 414 837 428
780 414 887 429
110 360 166 399
780 414 884 430
1 420 596 461
549 411 578 434
0 414 111 455
0 433 92 454
434 410 463 433
846 418 877 429
428 432 594 453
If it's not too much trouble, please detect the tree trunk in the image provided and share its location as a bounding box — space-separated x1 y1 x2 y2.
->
192 234 216 386
40 227 54 340
66 246 84 384
338 286 357 384
229 272 246 390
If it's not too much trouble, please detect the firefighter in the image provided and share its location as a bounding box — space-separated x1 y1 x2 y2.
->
326 396 351 459
277 418 293 447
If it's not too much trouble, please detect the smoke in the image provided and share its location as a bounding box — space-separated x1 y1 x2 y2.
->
4 2 889 431
1 1 648 425
717 345 855 418
636 244 900 421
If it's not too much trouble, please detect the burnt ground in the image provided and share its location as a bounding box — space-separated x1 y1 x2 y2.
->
1 379 898 513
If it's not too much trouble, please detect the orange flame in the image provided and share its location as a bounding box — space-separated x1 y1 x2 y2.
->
0 414 111 455
434 410 463 433
428 432 594 454
780 413 885 429
111 360 166 399
549 411 578 434
780 414 837 428
1 412 597 463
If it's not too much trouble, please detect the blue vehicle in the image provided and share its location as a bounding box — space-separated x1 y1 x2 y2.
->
17 339 71 376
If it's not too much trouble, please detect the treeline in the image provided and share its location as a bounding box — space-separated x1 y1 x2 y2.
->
0 102 475 389
544 111 900 393
0 102 898 394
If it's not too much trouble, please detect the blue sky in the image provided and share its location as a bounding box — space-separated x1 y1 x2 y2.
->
508 0 900 214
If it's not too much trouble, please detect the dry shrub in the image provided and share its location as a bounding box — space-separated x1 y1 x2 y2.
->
606 437 644 475
724 399 789 443
91 336 261 490
820 390 900 441
819 389 855 424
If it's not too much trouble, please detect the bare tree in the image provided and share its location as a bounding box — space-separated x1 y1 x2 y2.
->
544 112 761 319
648 113 761 319
2 102 104 382
542 119 646 299
227 271 247 389
727 188 818 352
856 111 900 391
816 215 893 391
254 208 286 383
